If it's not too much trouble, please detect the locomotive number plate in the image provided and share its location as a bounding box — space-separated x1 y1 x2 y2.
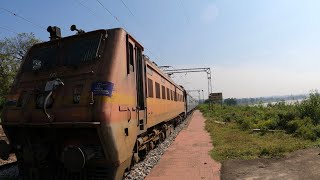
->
91 81 114 96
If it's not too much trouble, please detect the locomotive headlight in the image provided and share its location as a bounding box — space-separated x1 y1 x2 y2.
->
73 94 81 104
73 85 83 104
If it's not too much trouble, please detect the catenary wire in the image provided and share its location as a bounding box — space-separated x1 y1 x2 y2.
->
0 26 19 35
73 0 113 27
119 0 135 17
95 0 127 29
0 7 46 30
95 0 166 64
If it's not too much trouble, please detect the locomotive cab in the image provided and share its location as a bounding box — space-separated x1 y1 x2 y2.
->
1 27 147 179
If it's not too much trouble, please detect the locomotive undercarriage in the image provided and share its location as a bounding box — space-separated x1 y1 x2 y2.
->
129 113 186 171
3 127 112 180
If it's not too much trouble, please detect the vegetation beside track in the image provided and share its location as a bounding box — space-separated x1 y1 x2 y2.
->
200 91 320 161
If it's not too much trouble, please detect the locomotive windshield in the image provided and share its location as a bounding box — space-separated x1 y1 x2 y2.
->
23 32 103 71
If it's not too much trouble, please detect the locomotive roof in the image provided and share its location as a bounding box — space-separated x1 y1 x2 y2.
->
144 57 184 92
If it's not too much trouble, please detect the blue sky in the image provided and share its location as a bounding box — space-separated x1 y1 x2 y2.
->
1 0 320 98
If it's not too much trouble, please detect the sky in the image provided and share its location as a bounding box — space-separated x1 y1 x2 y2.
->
1 0 320 98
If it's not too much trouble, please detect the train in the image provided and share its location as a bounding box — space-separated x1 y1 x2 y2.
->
0 26 198 180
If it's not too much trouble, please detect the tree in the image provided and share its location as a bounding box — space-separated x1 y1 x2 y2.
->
0 33 40 108
224 98 238 106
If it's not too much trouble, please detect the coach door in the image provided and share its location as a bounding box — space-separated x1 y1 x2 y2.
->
135 45 147 132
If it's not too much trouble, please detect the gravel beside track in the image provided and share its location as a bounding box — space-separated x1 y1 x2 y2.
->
0 162 19 179
125 115 192 180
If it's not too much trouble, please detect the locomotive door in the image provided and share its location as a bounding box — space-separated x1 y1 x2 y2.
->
135 46 146 132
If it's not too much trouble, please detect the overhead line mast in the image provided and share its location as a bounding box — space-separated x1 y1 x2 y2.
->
163 67 212 98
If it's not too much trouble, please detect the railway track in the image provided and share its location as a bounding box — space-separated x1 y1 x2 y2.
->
0 161 19 179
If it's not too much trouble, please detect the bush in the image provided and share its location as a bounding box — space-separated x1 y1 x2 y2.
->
257 118 279 130
296 124 317 141
238 116 254 130
297 91 320 124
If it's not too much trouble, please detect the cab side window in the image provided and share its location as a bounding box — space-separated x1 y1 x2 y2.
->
127 35 134 74
128 43 134 73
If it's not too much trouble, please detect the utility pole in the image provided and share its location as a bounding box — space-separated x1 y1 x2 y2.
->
202 90 204 103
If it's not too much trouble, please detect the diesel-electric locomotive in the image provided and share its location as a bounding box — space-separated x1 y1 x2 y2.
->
0 26 198 179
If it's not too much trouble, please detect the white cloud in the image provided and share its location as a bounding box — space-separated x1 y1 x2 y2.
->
201 3 219 24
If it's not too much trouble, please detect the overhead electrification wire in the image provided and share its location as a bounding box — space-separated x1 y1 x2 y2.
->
95 0 127 29
95 0 165 63
74 0 100 18
0 7 46 30
0 26 18 35
119 0 135 17
73 0 113 27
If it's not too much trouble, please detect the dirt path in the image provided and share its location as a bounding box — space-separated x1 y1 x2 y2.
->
221 148 320 180
146 110 221 180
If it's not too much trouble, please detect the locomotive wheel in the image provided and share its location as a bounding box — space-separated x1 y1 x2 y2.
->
150 141 155 150
133 153 140 164
160 132 165 142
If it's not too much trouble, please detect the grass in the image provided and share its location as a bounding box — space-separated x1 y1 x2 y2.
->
205 121 315 161
199 91 320 161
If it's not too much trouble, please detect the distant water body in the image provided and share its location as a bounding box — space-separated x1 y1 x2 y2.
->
257 98 306 107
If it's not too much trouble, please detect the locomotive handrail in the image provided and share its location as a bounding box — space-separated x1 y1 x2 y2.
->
43 78 64 121
43 91 53 121
127 108 131 122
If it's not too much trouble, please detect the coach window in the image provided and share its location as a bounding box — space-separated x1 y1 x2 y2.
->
162 85 166 99
171 90 174 101
155 82 160 99
167 88 170 100
148 78 153 98
174 90 177 101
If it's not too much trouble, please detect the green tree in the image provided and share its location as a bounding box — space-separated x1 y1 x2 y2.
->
224 98 238 106
0 33 40 108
